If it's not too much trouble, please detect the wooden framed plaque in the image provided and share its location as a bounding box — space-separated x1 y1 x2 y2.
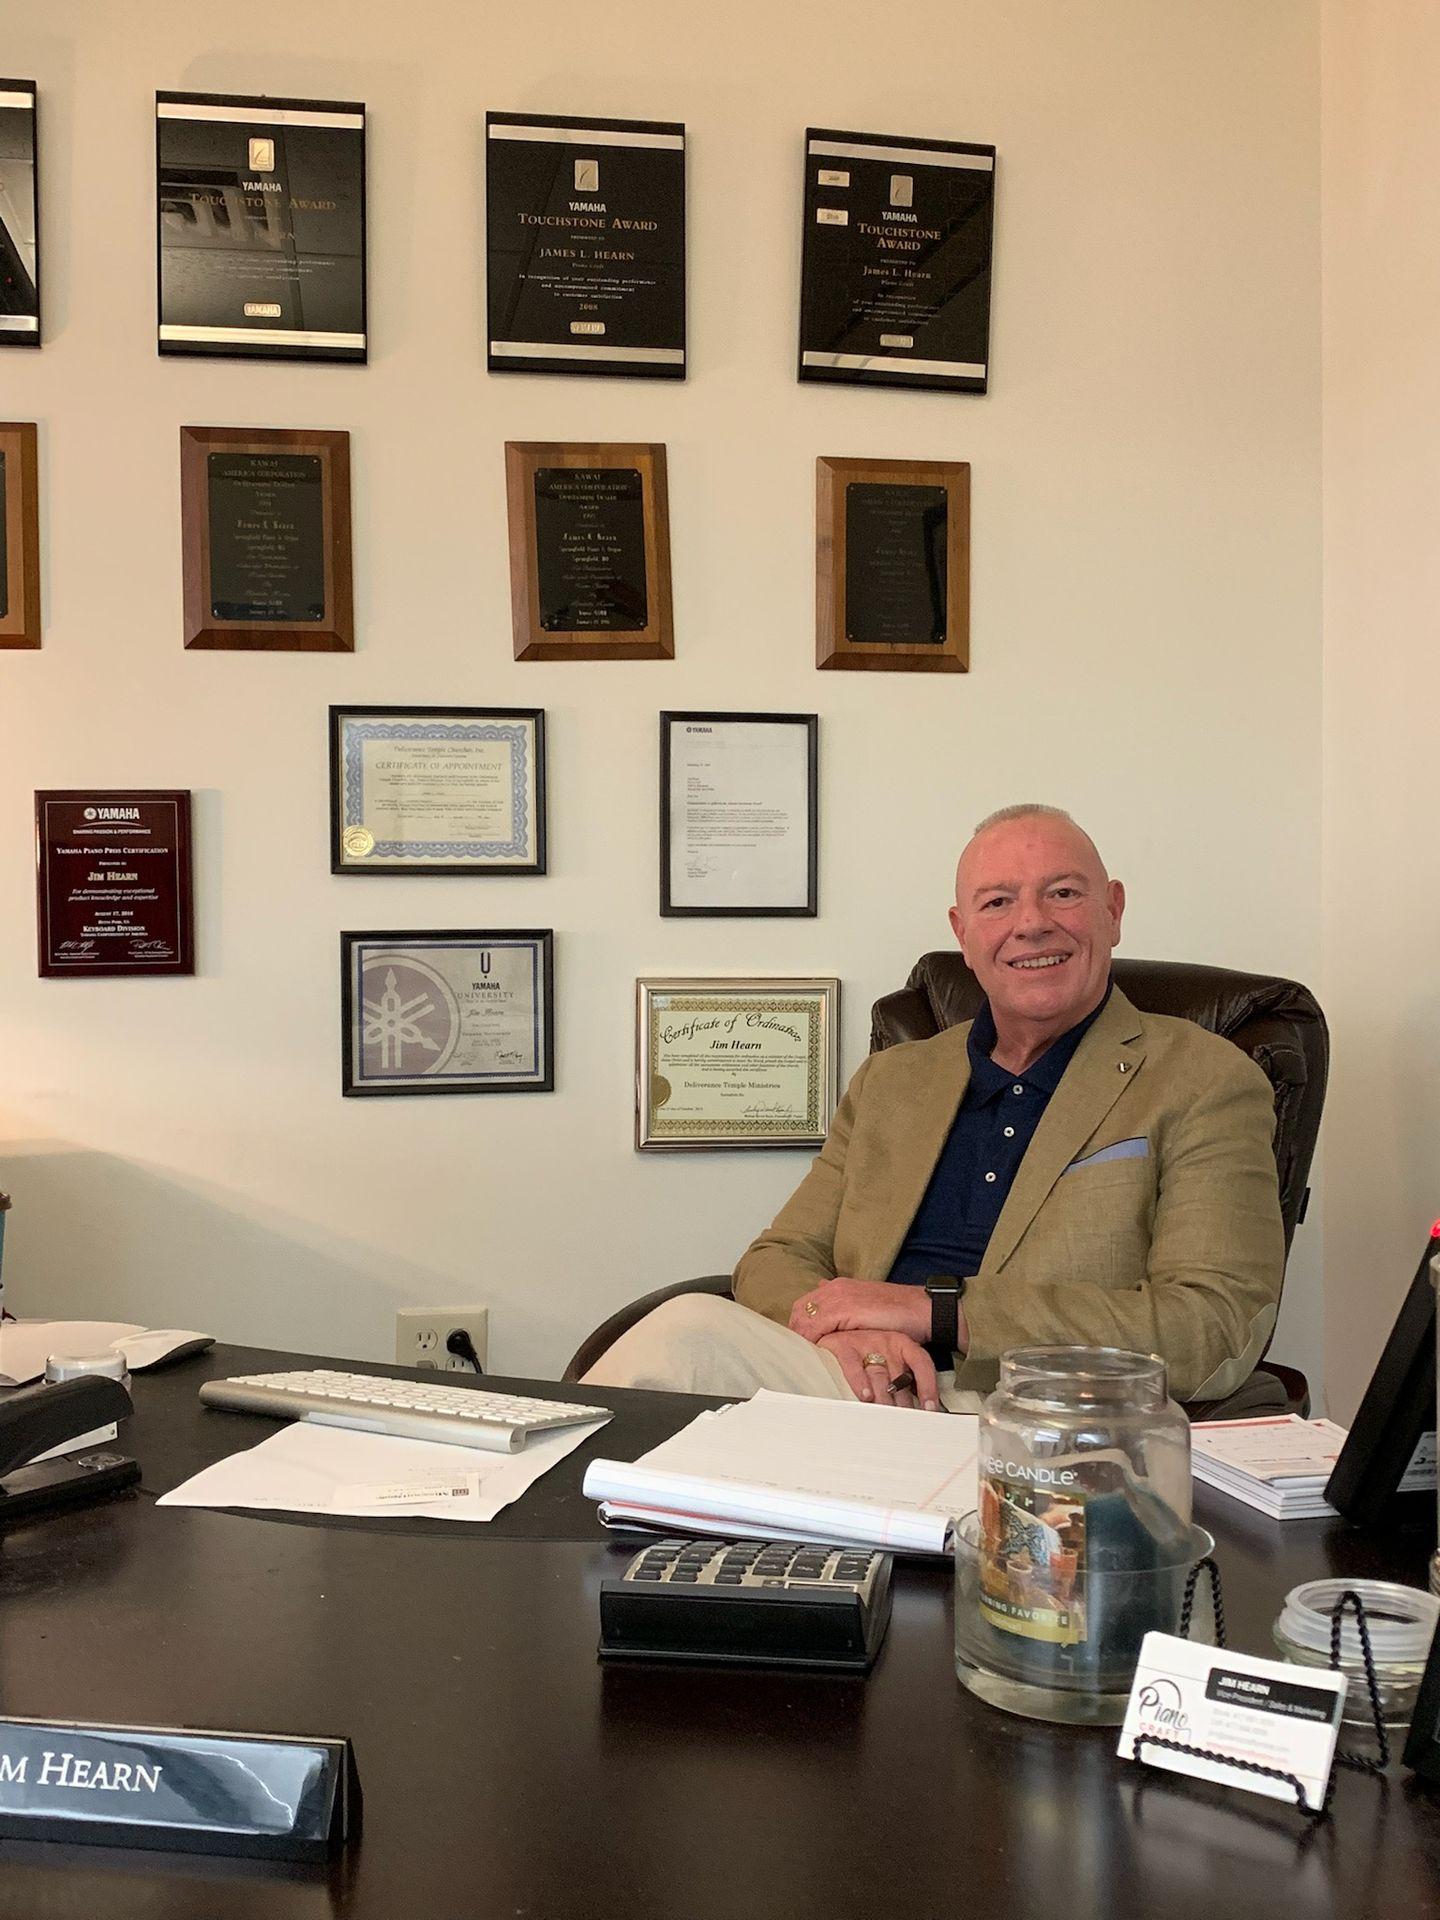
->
798 126 995 394
505 442 673 661
0 421 40 648
330 706 546 876
636 976 839 1149
181 425 353 651
660 711 818 917
816 456 969 673
0 81 40 348
341 929 554 1097
156 91 366 364
36 790 194 978
486 111 686 380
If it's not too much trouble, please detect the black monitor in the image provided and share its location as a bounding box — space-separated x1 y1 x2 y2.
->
1324 1226 1438 1527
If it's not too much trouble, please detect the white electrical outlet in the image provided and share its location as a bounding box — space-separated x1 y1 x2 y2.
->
395 1306 490 1373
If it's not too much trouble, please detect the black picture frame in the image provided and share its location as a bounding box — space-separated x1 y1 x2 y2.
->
659 711 818 918
1324 1230 1438 1525
0 80 40 349
1403 1610 1440 1784
340 929 554 1097
328 706 547 876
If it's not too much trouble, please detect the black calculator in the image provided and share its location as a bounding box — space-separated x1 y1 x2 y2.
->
598 1537 893 1672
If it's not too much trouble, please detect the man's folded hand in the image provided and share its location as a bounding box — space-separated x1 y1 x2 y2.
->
814 1328 940 1410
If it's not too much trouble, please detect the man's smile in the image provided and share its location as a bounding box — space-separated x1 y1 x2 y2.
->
1008 953 1072 971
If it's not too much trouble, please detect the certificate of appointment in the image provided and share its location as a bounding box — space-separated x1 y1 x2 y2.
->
331 708 545 874
662 713 817 916
637 979 838 1148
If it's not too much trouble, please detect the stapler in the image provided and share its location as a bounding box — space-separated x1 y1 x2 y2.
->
0 1376 139 1526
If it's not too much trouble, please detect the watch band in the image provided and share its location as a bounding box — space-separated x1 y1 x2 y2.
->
924 1275 966 1360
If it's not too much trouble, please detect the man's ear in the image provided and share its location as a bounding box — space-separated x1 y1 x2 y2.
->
948 903 965 954
1107 879 1126 947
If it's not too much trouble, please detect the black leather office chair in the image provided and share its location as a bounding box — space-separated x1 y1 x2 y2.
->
564 955 1328 1421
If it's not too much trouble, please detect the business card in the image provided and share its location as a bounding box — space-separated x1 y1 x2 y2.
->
1118 1632 1347 1806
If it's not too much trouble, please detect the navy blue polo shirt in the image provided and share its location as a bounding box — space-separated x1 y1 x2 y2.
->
887 984 1112 1288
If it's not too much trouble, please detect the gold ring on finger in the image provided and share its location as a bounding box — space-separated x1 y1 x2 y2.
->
862 1351 887 1369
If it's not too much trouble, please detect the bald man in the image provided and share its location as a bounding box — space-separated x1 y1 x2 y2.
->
585 805 1285 1411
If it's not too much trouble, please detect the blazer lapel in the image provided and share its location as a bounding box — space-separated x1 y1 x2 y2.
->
857 1025 973 1279
982 989 1148 1274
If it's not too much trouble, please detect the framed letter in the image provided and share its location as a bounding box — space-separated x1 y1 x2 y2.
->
157 91 366 363
661 712 817 916
330 707 546 875
637 976 839 1149
181 425 353 651
799 126 995 394
486 111 685 379
0 421 40 647
816 456 969 672
342 930 554 1097
505 441 673 661
36 790 194 978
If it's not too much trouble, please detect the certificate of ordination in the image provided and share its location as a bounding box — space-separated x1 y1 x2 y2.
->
330 708 545 874
342 931 553 1096
661 713 817 916
637 978 839 1149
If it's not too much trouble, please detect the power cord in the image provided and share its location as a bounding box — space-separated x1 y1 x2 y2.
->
445 1329 484 1375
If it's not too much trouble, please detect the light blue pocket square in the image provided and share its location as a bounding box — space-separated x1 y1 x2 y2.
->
1062 1137 1150 1176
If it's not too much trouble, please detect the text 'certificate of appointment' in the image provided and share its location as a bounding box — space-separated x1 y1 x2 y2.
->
662 712 817 916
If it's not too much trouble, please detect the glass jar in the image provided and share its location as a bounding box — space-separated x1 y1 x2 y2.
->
955 1346 1200 1724
1274 1578 1439 1745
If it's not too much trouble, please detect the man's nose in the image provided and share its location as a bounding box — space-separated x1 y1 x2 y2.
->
1011 893 1051 936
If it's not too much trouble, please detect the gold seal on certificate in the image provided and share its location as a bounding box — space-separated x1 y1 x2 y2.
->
636 977 839 1149
329 707 546 875
341 930 554 1097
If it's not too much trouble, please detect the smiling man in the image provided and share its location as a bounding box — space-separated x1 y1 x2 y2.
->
584 805 1285 1411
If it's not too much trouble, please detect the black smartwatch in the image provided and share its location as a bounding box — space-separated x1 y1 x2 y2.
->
924 1276 967 1362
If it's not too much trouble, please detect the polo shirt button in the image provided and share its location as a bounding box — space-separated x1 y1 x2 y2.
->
1004 1126 1015 1138
1012 1085 1024 1096
985 1171 997 1183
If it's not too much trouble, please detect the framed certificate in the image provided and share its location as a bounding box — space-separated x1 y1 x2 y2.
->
798 126 995 394
36 790 194 978
660 712 817 917
330 707 546 875
156 91 366 363
341 930 554 1097
816 456 969 672
181 425 353 651
505 441 673 661
0 421 40 648
486 111 686 380
0 81 39 348
636 977 839 1149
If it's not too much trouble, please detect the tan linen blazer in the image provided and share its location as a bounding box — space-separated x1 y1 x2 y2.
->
732 988 1285 1402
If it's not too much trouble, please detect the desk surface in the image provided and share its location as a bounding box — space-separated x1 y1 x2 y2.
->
0 1343 1436 1920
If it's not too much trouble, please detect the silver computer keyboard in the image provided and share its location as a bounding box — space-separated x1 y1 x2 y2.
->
199 1369 612 1454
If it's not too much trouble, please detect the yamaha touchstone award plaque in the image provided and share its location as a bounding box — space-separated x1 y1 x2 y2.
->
799 127 995 393
505 441 673 660
487 112 685 379
156 91 366 362
181 425 353 650
36 791 194 978
816 455 969 672
0 81 39 346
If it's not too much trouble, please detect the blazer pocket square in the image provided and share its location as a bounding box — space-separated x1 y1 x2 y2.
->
1062 1138 1150 1176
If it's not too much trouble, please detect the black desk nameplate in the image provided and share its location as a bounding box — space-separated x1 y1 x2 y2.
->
0 1716 358 1861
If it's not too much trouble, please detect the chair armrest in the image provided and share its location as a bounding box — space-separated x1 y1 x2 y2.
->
561 1275 733 1383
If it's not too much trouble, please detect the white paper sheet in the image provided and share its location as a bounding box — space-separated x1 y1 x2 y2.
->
583 1389 978 1553
157 1415 608 1523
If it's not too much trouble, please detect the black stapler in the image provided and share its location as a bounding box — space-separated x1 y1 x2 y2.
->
0 1376 139 1526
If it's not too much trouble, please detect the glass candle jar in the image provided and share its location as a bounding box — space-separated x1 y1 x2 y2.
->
955 1346 1199 1724
1274 1578 1440 1742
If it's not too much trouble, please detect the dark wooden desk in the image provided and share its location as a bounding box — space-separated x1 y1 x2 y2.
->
0 1343 1435 1920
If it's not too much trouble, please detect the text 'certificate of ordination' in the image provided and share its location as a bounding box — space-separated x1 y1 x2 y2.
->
662 713 817 916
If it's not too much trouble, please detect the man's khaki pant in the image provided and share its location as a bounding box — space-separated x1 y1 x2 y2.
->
580 1294 984 1413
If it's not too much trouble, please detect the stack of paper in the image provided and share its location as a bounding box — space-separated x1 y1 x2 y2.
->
1191 1414 1436 1519
582 1389 979 1554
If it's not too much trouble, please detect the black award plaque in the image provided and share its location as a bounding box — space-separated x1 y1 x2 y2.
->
798 126 995 394
156 91 366 363
844 483 947 645
36 791 195 978
0 81 39 347
816 456 969 672
487 112 685 379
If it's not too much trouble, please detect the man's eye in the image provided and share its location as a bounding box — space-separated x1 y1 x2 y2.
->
1050 888 1078 901
982 897 1008 910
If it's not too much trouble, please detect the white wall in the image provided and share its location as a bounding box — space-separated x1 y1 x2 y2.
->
1321 0 1440 1421
0 0 1323 1383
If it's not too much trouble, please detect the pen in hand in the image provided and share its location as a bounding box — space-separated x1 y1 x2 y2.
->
888 1367 948 1411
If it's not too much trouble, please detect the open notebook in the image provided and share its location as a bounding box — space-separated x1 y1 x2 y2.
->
582 1389 980 1554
